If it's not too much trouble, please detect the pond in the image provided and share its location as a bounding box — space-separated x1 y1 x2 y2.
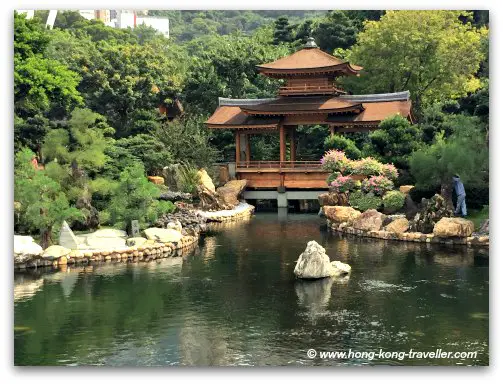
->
14 213 489 366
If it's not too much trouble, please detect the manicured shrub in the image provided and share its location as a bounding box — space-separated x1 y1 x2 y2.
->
349 191 382 211
330 175 357 193
383 190 406 212
381 163 399 180
351 157 383 176
321 149 351 173
362 175 394 196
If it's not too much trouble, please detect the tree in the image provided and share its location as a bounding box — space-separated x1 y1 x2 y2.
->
345 11 485 109
107 162 168 230
363 115 422 169
409 128 488 209
324 134 362 159
273 17 294 45
313 11 357 53
183 32 289 115
15 148 81 247
155 116 220 168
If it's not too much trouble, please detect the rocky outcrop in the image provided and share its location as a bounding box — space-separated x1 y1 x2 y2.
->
163 164 181 191
410 194 453 234
433 217 475 238
384 217 410 234
216 180 247 207
399 185 415 194
147 176 164 185
42 245 71 260
294 240 351 279
197 169 216 194
323 206 361 224
156 209 207 236
352 209 385 232
144 227 183 243
477 219 489 236
14 236 43 263
318 192 349 207
159 191 193 202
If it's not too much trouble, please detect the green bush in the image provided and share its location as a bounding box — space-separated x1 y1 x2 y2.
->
383 190 406 212
324 134 362 159
157 200 176 215
349 191 382 211
176 164 201 194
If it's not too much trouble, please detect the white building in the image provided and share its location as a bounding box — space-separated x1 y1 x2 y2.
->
116 10 169 38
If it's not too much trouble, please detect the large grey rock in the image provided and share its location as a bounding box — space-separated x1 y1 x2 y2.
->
163 164 181 191
14 235 43 263
58 221 79 249
144 227 183 243
294 240 351 279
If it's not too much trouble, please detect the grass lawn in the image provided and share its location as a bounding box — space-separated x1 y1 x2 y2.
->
466 205 489 231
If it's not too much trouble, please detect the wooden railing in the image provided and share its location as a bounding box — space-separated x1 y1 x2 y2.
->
278 85 345 95
236 161 323 170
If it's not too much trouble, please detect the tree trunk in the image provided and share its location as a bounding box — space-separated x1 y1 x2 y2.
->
440 181 454 211
40 228 52 249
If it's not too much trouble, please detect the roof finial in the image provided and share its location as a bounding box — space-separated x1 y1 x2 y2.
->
304 37 318 49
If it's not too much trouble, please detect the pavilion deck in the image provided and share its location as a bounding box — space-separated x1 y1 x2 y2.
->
234 161 330 189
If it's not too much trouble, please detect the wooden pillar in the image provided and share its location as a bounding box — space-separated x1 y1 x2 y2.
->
290 126 296 163
246 134 251 163
329 125 335 137
235 130 241 165
279 124 285 163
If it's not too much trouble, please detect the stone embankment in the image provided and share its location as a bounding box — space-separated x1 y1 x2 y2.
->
324 197 488 248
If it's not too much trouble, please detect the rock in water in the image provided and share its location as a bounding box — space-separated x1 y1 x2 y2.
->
197 169 216 193
323 206 361 224
59 220 79 249
352 209 385 231
294 240 351 279
433 217 475 237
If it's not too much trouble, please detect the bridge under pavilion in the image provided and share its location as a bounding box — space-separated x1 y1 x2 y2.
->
205 38 413 205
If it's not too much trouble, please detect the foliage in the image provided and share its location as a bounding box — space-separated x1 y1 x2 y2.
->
183 32 289 115
409 128 488 191
362 176 394 196
320 149 351 173
176 164 201 194
381 164 399 180
383 190 406 212
363 115 422 169
107 162 167 230
345 11 485 109
15 148 82 246
330 175 357 193
114 134 172 176
350 157 383 177
273 17 294 44
155 116 220 168
349 191 382 211
313 11 357 53
324 134 362 159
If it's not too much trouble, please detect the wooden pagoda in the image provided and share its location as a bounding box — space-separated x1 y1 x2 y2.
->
206 38 413 189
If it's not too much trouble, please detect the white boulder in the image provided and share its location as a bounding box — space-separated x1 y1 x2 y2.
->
14 236 43 263
294 240 351 279
42 245 71 259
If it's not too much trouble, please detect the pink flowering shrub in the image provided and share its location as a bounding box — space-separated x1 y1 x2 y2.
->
321 150 351 173
330 175 357 193
351 157 383 176
380 163 399 180
361 175 394 196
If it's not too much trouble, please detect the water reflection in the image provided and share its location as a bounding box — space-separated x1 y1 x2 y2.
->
14 213 489 366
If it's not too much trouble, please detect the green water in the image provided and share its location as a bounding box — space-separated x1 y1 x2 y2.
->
14 213 489 366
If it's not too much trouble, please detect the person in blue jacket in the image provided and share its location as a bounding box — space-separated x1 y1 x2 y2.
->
452 175 467 217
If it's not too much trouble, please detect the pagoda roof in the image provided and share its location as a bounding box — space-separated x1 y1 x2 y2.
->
257 47 362 76
206 91 412 129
